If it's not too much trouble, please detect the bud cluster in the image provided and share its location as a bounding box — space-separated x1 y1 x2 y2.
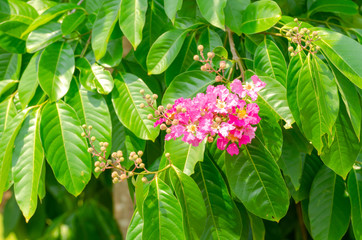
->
285 18 321 56
193 45 226 83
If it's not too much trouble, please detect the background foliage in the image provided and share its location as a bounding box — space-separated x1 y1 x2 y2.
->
0 0 361 239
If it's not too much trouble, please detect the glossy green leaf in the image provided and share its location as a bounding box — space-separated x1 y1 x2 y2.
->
38 161 46 200
164 0 182 23
315 28 362 89
309 166 350 240
170 166 207 239
0 96 17 138
225 137 289 221
254 38 287 86
193 156 242 239
0 108 31 203
165 138 205 176
18 52 40 109
198 28 223 54
248 212 265 240
0 20 28 53
12 108 43 221
224 0 250 35
65 82 112 157
256 75 295 127
348 168 362 240
308 0 358 17
162 70 216 106
26 21 62 53
91 0 120 60
196 0 227 29
0 48 21 80
22 3 84 36
0 0 38 24
112 73 159 141
38 41 75 101
40 101 91 196
143 177 184 240
119 0 147 49
0 80 18 98
61 10 86 35
147 29 189 75
297 55 339 153
135 174 148 218
320 103 360 179
97 37 123 68
126 210 143 240
240 0 281 34
91 63 114 94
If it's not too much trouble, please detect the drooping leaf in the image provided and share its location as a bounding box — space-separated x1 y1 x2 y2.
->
309 166 350 240
40 101 91 196
165 138 205 176
169 166 207 239
297 54 339 153
254 38 287 86
348 168 362 240
90 63 114 94
198 28 223 54
91 0 120 60
126 210 143 240
224 0 250 35
193 155 242 239
38 41 75 101
0 96 17 138
112 73 159 141
119 0 147 49
12 108 43 221
61 10 86 35
0 20 28 53
143 177 185 240
162 70 216 106
196 0 227 29
308 0 358 17
147 29 189 75
26 21 62 53
240 0 282 34
315 28 362 89
0 48 21 80
225 137 289 221
164 0 182 23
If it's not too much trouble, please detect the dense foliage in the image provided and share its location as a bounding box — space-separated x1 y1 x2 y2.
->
0 0 361 239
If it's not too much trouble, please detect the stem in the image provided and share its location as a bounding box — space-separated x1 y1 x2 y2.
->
296 202 308 240
299 18 350 30
226 27 244 82
80 34 91 58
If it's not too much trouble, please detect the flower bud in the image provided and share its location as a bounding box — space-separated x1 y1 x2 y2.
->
139 163 145 168
197 45 204 51
139 103 145 108
181 108 187 113
107 160 112 165
207 52 215 59
95 167 101 173
88 125 93 130
82 124 87 129
294 18 298 22
117 150 123 158
215 117 222 123
91 136 96 141
200 65 207 71
153 94 158 100
95 161 100 167
312 31 318 36
172 119 179 125
112 152 117 158
288 46 294 52
140 89 145 95
99 156 104 161
219 61 226 69
193 55 200 61
158 105 164 112
130 151 136 156
103 142 109 148
112 171 118 178
166 128 171 134
204 63 211 70
155 110 160 116
146 94 151 99
207 136 214 143
176 105 182 113
100 146 106 152
316 46 320 50
128 172 134 177
147 114 153 120
160 124 167 130
293 27 299 32
137 151 143 157
100 162 105 168
136 158 142 164
166 104 173 109
87 148 94 153
120 157 124 162
142 177 148 183
166 119 172 125
120 174 127 180
112 177 119 183
215 76 222 82
81 132 86 137
165 152 171 158
290 52 296 57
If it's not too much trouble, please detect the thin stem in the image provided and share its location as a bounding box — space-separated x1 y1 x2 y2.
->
227 27 244 81
80 34 91 58
296 202 308 240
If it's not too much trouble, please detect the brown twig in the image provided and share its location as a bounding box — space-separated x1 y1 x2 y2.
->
296 202 308 240
226 27 244 82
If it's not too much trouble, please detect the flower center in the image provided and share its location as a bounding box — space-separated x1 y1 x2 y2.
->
237 109 247 119
244 82 254 91
186 124 197 133
216 99 226 109
228 133 238 142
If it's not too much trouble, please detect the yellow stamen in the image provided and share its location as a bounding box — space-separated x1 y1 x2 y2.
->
237 109 247 119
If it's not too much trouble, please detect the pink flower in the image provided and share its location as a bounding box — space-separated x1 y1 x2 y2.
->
244 75 266 101
217 137 229 150
230 79 246 98
227 143 239 155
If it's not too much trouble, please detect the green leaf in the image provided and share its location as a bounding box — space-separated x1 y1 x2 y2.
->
225 137 289 221
91 63 114 94
308 0 358 17
97 37 123 68
143 177 185 240
248 212 265 240
26 21 62 53
126 210 143 240
112 73 159 141
135 174 148 218
0 48 21 80
348 168 362 240
147 29 189 75
40 101 91 196
193 156 242 239
169 166 207 239
309 166 350 240
198 28 223 53
0 80 18 98
61 10 86 35
0 0 38 25
165 138 205 176
315 28 362 89
38 161 46 200
38 41 75 101
240 0 281 34
0 20 28 53
164 0 182 23
12 108 44 221
22 3 84 37
18 52 40 109
0 108 31 203
119 0 147 49
255 75 295 127
320 103 360 179
91 0 120 60
297 55 339 153
162 70 216 106
254 38 287 86
224 0 250 35
196 0 227 29
65 82 112 158
0 96 17 138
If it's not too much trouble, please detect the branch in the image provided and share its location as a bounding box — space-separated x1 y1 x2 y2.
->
226 27 244 82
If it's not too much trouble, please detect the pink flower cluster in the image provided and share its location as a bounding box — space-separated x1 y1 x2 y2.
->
155 76 266 155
